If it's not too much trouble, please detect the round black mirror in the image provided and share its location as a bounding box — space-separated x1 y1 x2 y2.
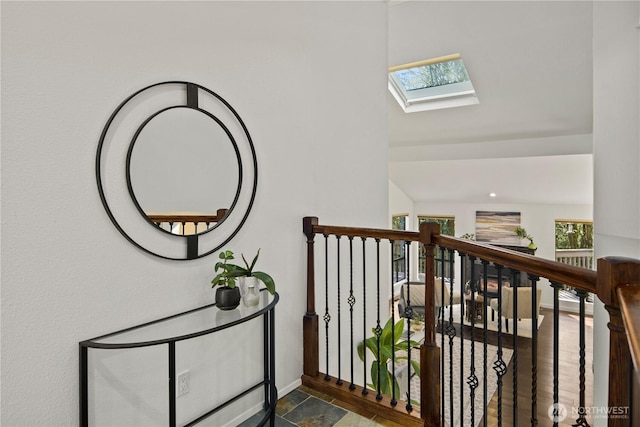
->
97 81 257 260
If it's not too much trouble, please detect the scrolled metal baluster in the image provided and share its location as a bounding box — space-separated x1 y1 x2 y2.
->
529 274 539 426
324 235 331 381
389 239 397 406
510 268 520 427
375 239 383 401
405 241 413 411
362 237 369 396
493 264 508 427
482 260 489 427
336 236 343 386
446 249 456 426
440 253 446 426
551 281 562 426
449 248 464 427
466 255 479 427
348 237 356 390
572 290 591 427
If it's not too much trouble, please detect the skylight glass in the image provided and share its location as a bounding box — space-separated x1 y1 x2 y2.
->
389 54 479 113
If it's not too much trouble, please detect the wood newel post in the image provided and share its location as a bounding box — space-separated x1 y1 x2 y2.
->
596 256 640 427
303 217 319 377
419 222 441 426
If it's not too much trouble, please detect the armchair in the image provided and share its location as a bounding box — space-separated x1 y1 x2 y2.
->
397 277 462 319
489 286 542 333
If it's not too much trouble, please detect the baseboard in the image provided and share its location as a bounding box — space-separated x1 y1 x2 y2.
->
221 378 302 427
278 378 303 399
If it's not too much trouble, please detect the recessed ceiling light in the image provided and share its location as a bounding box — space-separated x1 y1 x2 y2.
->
489 193 497 198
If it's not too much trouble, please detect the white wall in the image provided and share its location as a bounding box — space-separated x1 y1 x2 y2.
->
388 179 414 229
404 200 592 307
0 2 388 425
592 2 640 425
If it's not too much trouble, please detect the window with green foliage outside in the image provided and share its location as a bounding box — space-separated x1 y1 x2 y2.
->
392 215 408 283
418 216 455 275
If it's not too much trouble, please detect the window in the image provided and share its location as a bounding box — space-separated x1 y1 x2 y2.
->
392 215 408 284
555 220 594 302
388 54 479 113
418 216 455 275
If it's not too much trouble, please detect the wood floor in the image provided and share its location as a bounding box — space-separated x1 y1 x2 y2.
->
479 308 594 426
311 307 595 426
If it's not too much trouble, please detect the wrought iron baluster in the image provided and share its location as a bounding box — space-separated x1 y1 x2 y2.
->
405 241 413 411
510 268 519 427
440 252 446 427
551 281 562 426
389 239 397 406
324 235 331 381
529 275 540 426
573 290 590 427
482 260 489 427
446 249 456 426
375 239 383 401
348 237 356 390
450 248 464 427
493 264 508 427
362 237 369 396
336 235 343 386
466 255 479 427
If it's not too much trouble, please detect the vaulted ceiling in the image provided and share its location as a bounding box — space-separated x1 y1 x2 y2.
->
388 1 594 205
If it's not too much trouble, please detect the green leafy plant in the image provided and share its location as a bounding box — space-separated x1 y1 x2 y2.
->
514 227 537 249
211 249 276 294
357 318 421 398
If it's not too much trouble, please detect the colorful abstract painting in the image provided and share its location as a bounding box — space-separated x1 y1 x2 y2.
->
475 211 521 244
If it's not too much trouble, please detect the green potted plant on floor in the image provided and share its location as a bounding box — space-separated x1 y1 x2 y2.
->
211 249 276 309
357 318 421 401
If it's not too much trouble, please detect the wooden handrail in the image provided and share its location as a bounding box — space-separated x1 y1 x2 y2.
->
432 234 598 293
618 285 640 371
310 223 420 242
307 221 598 293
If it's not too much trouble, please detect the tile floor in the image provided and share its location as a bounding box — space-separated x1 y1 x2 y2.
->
239 385 405 427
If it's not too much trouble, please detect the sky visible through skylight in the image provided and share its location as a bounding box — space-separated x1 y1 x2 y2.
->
392 58 470 91
388 55 478 113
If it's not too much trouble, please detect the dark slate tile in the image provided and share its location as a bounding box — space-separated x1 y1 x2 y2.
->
237 410 296 427
282 396 347 427
276 389 310 416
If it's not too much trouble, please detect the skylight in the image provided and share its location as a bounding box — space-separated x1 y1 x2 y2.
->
389 53 479 113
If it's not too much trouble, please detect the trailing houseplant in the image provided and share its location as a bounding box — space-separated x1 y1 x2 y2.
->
211 249 276 309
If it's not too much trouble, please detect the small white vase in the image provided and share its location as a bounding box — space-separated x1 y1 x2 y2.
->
241 277 260 307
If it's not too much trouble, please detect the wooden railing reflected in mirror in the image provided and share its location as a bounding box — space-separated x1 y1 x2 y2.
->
147 208 227 235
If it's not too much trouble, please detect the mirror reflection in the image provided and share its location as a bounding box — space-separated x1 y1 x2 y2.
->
128 107 240 236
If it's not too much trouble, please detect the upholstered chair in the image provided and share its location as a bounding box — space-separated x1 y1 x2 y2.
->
398 277 462 319
489 286 542 332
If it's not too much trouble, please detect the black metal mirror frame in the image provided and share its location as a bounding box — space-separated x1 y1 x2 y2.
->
96 81 257 260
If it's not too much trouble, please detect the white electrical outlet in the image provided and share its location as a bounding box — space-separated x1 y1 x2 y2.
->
177 370 190 396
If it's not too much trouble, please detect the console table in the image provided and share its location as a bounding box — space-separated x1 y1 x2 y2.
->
79 290 279 426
